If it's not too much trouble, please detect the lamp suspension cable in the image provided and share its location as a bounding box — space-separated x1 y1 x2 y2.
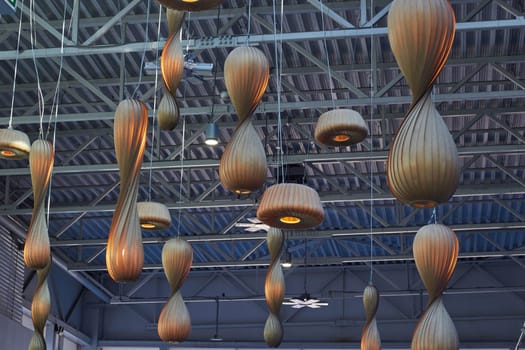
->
320 0 336 109
146 5 163 202
246 0 252 44
272 0 285 183
368 0 376 285
8 0 24 130
176 116 186 238
208 7 221 126
131 0 152 98
29 0 45 138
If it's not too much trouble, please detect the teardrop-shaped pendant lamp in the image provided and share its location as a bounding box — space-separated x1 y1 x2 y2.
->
387 0 456 101
411 224 459 349
156 0 223 12
158 238 193 343
224 46 270 122
220 46 270 194
257 183 324 230
166 8 186 37
29 260 51 350
219 119 267 193
386 92 459 208
315 109 369 147
360 284 381 350
106 99 148 282
25 140 54 270
137 201 172 230
0 127 30 159
158 92 180 131
386 0 458 208
161 33 184 97
264 228 285 347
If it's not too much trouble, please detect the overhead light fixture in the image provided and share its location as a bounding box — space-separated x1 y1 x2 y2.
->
205 122 219 146
137 201 172 230
0 128 30 159
283 293 328 309
281 250 292 268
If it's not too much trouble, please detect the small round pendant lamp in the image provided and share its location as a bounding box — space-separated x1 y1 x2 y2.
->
156 0 224 12
0 127 30 159
137 201 172 230
315 109 368 147
257 183 324 230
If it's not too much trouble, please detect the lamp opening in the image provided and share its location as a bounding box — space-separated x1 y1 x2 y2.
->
183 0 199 2
205 122 219 146
333 134 350 142
141 223 157 229
281 250 292 268
280 216 301 224
0 149 16 157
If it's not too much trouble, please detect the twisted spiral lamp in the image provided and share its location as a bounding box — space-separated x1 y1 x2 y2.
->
158 238 193 343
25 140 54 269
264 228 285 347
220 46 270 194
28 260 51 350
106 99 148 282
411 224 459 349
360 284 381 350
386 0 459 208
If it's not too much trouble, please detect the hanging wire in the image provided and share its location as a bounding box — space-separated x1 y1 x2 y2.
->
131 0 152 98
246 0 252 44
29 0 45 138
176 116 186 237
320 0 336 109
208 7 221 124
8 0 24 129
147 5 163 202
272 0 285 183
368 0 376 285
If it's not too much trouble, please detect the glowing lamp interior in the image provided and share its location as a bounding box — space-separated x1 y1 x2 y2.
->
0 149 16 157
280 216 301 224
141 222 157 229
333 134 350 142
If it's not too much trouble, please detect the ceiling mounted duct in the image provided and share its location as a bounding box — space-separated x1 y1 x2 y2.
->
106 99 148 282
24 140 54 270
264 228 285 347
158 92 180 131
137 201 172 230
220 46 270 194
360 284 381 350
411 224 459 349
156 0 224 12
386 0 459 208
158 238 193 343
257 183 324 230
0 128 30 159
315 109 369 147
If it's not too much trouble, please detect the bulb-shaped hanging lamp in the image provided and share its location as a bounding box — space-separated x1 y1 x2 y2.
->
158 238 193 343
161 33 184 97
257 183 324 230
156 0 224 12
137 201 172 230
386 0 459 208
158 92 180 131
106 99 148 282
411 224 459 349
220 46 270 194
360 284 381 350
315 109 369 147
25 140 54 269
264 228 285 347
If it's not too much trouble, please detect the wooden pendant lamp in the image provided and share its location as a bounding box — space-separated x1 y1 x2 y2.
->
411 224 459 349
28 261 51 350
0 128 31 159
220 46 270 194
166 9 186 37
156 0 223 12
360 284 381 350
137 201 172 230
158 238 193 343
264 228 285 347
106 99 148 282
158 92 180 130
161 32 184 97
257 183 324 230
25 140 54 270
386 0 459 208
315 109 369 147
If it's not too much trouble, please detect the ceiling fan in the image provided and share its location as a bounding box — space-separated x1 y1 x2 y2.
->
234 217 270 232
283 238 328 309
